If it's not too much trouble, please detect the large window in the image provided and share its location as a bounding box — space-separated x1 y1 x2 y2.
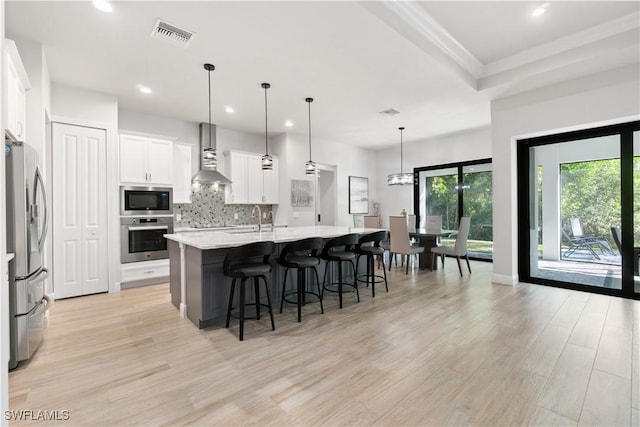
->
415 159 493 260
518 121 640 299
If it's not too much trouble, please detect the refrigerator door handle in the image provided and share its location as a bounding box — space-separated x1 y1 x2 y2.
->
34 166 48 252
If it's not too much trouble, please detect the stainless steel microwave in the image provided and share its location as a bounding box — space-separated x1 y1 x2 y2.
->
120 186 173 216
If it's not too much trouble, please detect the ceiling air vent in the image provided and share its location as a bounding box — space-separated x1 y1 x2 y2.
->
151 19 196 48
378 108 400 117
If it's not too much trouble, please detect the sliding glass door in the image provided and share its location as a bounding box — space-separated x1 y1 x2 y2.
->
415 159 493 260
518 121 640 299
634 130 640 295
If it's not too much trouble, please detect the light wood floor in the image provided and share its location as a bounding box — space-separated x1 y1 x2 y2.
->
9 261 640 426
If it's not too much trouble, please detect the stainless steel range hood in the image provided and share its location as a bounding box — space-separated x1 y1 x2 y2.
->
192 123 231 185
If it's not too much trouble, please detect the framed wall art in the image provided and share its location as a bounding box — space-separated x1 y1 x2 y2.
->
348 176 369 214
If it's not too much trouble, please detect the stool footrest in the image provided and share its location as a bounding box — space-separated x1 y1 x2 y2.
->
282 291 322 306
323 282 357 293
356 273 386 284
228 302 272 320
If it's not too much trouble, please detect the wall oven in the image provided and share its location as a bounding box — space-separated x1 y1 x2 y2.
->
120 217 174 263
120 186 172 216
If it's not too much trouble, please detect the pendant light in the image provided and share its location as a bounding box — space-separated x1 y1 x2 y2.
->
387 127 413 186
192 63 231 185
261 82 273 171
202 63 216 168
305 97 316 175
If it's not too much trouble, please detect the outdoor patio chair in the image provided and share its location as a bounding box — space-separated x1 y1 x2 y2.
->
562 219 613 260
610 226 640 276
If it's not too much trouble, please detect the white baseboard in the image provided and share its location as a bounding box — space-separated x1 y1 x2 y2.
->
491 273 518 286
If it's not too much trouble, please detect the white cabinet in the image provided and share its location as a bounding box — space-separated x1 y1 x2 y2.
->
119 134 173 185
263 157 279 204
120 259 169 288
224 151 249 204
224 151 279 204
5 39 30 141
173 143 192 204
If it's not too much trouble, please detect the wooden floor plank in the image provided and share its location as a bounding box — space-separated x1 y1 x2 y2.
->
7 262 639 426
537 343 597 422
579 369 631 426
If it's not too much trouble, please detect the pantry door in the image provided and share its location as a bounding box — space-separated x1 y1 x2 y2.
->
52 123 108 299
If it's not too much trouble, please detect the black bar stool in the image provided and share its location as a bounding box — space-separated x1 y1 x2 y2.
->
321 234 360 308
223 241 275 341
355 230 389 298
278 237 324 322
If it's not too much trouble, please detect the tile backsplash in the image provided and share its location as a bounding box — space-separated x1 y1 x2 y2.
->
174 185 272 228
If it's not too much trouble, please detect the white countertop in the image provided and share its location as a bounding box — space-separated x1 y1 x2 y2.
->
174 224 287 233
165 226 384 250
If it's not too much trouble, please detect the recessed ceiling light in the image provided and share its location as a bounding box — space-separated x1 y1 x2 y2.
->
285 121 294 127
224 106 234 113
137 84 152 94
532 3 549 17
93 1 112 13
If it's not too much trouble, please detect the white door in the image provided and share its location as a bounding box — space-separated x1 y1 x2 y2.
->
53 123 108 299
316 165 336 225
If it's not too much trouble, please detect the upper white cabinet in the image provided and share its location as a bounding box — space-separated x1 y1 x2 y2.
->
224 151 249 204
263 157 279 204
119 134 173 185
224 150 279 205
173 143 193 204
5 39 30 141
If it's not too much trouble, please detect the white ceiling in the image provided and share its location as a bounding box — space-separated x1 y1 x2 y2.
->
5 1 639 149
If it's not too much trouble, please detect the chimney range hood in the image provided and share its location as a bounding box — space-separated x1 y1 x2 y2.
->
191 122 231 185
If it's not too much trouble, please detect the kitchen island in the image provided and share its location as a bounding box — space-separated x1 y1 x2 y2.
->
164 226 382 328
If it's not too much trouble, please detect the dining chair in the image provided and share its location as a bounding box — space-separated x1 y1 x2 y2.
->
363 216 379 228
406 214 416 233
389 216 424 274
430 216 471 276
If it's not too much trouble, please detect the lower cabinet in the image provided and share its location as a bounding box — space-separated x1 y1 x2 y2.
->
120 259 169 289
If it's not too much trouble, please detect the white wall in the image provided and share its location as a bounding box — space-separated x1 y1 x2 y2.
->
491 64 640 285
375 127 492 228
13 39 52 294
50 83 120 293
281 132 378 227
1 2 9 421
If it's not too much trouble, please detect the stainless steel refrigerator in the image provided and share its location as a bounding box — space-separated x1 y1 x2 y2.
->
5 140 49 369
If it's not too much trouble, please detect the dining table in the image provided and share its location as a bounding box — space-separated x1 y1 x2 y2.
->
409 228 457 269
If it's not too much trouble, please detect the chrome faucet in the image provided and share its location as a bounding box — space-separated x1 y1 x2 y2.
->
251 205 262 231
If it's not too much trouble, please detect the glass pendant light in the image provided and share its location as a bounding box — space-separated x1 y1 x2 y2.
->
192 63 231 185
261 82 273 171
202 63 216 169
305 97 316 175
387 126 414 186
